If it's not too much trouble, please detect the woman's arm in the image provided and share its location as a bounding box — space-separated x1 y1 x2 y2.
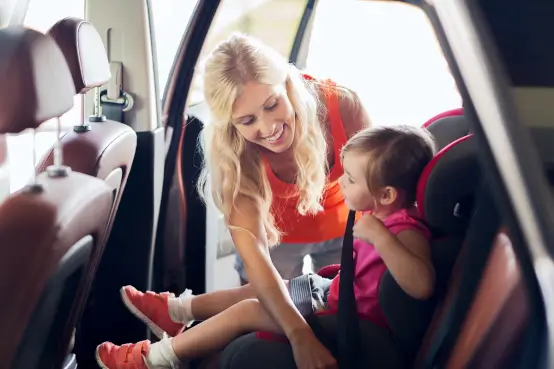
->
338 88 372 138
229 196 312 341
372 229 435 300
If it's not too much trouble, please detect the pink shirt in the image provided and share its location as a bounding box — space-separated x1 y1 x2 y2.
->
326 208 431 328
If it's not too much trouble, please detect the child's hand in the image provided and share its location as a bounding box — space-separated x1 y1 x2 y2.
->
353 213 390 244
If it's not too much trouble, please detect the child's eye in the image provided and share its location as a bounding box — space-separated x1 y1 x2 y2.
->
348 177 354 184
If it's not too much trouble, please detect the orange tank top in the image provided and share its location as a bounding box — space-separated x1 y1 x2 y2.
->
264 76 349 244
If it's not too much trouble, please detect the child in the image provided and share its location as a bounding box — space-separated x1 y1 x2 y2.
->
95 125 436 369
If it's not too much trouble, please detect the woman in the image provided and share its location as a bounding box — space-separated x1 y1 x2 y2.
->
211 39 370 284
197 33 370 368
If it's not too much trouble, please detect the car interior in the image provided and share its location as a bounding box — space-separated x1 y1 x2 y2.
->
1 0 554 368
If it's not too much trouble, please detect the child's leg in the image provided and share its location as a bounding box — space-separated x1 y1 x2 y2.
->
170 299 280 360
121 282 275 338
96 299 282 369
188 284 257 320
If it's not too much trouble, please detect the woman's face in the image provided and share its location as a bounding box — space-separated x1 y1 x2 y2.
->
231 81 296 154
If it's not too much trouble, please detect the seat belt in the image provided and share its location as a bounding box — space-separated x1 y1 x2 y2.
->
99 62 134 122
337 210 362 369
422 183 500 368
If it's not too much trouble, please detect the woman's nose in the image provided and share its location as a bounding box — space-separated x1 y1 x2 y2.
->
259 121 277 137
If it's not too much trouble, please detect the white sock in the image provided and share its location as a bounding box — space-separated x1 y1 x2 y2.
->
145 334 182 369
167 289 194 325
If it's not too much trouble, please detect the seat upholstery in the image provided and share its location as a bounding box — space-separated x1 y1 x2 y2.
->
444 231 528 369
41 17 137 235
422 108 469 151
217 135 480 369
0 27 113 369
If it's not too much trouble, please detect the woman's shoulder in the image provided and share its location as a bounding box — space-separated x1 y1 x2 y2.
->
308 75 370 138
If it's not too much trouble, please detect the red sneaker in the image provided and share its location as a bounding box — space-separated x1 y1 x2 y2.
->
120 285 187 339
96 340 150 369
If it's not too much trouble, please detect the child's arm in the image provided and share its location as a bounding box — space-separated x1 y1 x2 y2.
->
373 229 435 300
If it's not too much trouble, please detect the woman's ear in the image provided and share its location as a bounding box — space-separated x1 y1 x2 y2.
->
379 186 397 206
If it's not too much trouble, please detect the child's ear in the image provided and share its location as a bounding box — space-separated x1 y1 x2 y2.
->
380 186 397 206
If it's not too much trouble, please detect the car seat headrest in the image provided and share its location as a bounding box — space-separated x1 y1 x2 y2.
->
47 17 111 94
0 27 75 134
422 108 471 151
416 134 479 235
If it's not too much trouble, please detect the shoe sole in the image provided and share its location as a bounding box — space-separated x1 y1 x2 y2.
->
120 287 167 340
95 346 109 369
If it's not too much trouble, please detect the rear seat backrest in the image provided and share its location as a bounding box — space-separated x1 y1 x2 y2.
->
379 134 480 358
422 108 470 151
0 27 113 369
41 16 137 235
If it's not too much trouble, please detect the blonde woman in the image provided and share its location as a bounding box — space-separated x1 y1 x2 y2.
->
95 33 370 369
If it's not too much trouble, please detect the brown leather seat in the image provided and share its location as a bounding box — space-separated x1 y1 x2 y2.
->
40 17 137 237
444 231 528 369
414 230 529 369
0 27 113 369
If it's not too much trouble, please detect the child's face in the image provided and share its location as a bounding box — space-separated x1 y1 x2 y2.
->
339 151 377 211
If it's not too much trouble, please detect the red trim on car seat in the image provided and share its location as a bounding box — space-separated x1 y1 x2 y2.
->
421 108 464 129
416 134 473 220
317 264 341 278
255 331 289 342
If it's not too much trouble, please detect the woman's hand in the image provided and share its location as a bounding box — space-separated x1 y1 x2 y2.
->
352 213 389 244
290 328 338 369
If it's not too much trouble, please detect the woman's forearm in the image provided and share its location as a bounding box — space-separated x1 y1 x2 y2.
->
244 254 312 340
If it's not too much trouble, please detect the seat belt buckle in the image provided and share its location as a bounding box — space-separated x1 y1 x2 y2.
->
100 61 134 112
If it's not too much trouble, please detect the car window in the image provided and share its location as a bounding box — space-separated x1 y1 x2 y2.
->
190 0 310 291
305 0 461 126
150 0 200 98
5 0 86 193
187 0 309 106
24 0 85 131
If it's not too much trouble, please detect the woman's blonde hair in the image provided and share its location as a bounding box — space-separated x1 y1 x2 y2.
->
196 33 328 246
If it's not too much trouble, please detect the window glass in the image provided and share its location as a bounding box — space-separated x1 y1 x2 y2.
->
187 0 308 105
305 0 461 126
24 0 86 131
191 0 309 291
5 0 86 193
150 0 199 98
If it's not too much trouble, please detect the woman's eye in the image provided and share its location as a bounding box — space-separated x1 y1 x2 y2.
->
242 117 255 126
348 177 354 184
265 101 278 111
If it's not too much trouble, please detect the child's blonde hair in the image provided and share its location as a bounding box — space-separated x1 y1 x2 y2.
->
341 125 436 207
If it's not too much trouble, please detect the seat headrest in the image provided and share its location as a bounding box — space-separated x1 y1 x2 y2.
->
0 27 75 134
422 108 471 151
47 17 111 94
416 134 479 234
421 108 464 128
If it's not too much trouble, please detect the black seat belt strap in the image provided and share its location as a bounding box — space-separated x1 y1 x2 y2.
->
337 210 362 369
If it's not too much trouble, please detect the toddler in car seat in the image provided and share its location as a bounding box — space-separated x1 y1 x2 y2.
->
95 125 437 369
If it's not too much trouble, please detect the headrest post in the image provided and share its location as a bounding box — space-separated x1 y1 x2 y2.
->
87 86 106 124
23 129 43 193
46 118 71 178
